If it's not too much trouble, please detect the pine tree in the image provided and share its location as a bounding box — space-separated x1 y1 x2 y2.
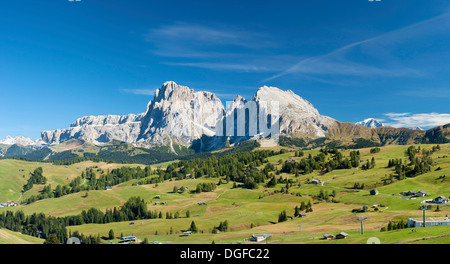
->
294 206 300 217
300 201 306 211
44 234 60 244
108 229 114 240
189 221 198 233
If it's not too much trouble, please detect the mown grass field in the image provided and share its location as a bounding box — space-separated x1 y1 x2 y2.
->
0 143 449 244
0 228 44 244
0 159 150 203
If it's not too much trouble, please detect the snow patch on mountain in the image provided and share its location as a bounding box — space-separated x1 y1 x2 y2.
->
0 136 45 147
355 118 384 128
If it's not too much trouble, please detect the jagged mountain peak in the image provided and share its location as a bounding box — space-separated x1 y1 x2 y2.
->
138 82 225 145
39 81 335 147
355 118 384 128
0 135 45 147
155 81 190 101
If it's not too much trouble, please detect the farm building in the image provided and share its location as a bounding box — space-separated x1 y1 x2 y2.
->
120 236 137 242
105 186 112 190
335 232 349 239
323 234 334 239
432 196 448 204
401 190 429 197
407 217 450 228
249 234 270 242
0 201 19 207
418 190 429 196
311 179 321 185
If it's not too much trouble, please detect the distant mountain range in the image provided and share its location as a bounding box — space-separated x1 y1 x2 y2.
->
355 118 426 131
1 81 449 162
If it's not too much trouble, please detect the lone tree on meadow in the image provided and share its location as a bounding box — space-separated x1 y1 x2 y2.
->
189 221 198 233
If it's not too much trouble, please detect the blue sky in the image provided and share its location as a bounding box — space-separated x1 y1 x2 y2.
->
1 0 450 139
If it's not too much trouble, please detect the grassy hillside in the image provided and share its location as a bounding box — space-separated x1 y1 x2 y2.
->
0 159 149 203
0 143 449 244
0 228 44 244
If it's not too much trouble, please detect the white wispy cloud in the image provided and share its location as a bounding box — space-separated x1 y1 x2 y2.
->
383 112 450 128
263 12 450 82
146 23 273 57
164 62 276 72
120 89 155 96
144 23 286 73
397 88 450 98
149 23 266 48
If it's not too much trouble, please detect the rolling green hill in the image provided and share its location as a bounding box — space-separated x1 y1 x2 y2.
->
0 142 449 244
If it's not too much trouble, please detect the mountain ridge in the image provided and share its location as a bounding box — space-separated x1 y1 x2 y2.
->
2 81 449 158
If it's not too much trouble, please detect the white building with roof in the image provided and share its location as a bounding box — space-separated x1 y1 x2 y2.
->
407 217 450 228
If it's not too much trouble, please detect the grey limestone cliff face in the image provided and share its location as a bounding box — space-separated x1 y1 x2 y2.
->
251 86 335 137
217 85 335 140
40 81 336 148
41 113 144 145
137 81 225 145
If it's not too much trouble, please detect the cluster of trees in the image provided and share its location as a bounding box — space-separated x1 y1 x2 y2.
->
394 159 432 179
281 149 361 175
294 200 313 216
195 182 217 193
352 182 365 189
1 196 188 243
278 210 288 222
380 219 407 232
361 157 376 170
387 158 403 168
394 148 433 179
22 166 155 205
406 145 420 162
163 149 281 190
213 220 229 233
279 200 314 222
23 148 283 205
294 151 304 157
52 156 113 166
386 145 440 181
22 167 47 192
315 189 337 202
172 185 187 194
370 147 381 154
64 196 163 225
0 210 68 243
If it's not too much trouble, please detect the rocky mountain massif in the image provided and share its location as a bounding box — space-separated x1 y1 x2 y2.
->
39 81 337 149
1 81 449 161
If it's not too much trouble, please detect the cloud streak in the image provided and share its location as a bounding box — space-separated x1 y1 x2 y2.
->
263 12 450 82
120 89 155 96
383 112 450 129
146 23 273 58
144 22 287 73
